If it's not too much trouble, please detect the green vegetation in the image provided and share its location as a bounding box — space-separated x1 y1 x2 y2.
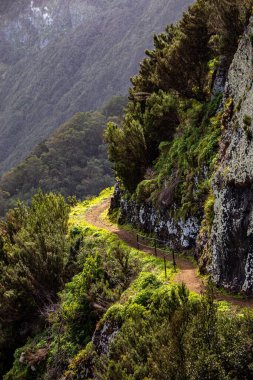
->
1 191 173 379
1 1 253 379
2 193 253 380
203 190 216 233
0 109 118 215
152 95 222 219
89 286 253 380
106 0 251 221
243 114 252 126
0 191 71 377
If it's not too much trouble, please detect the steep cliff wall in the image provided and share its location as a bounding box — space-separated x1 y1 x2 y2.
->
211 17 253 294
111 185 200 250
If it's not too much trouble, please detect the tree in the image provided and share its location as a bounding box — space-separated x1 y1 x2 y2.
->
105 110 148 192
0 191 70 324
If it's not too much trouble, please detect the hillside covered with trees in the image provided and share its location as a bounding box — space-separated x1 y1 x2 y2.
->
0 95 128 215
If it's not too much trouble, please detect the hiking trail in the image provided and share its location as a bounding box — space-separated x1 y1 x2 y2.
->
85 198 253 308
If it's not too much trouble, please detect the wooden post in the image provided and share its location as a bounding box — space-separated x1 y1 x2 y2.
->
137 234 139 250
154 239 157 257
164 256 167 279
172 251 176 271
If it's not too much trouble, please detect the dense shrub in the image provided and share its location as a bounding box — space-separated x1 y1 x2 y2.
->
0 191 70 377
3 222 141 380
65 282 253 380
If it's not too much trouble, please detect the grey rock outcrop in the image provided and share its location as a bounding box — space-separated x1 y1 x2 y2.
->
92 320 119 356
111 185 199 250
211 17 253 293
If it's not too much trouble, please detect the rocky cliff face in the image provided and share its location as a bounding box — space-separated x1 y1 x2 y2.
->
111 185 199 250
0 0 193 174
211 17 253 294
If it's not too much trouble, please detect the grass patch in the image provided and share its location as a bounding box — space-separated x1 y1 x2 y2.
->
70 188 175 283
69 187 114 230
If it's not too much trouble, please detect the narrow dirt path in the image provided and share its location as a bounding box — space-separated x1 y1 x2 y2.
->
85 198 253 308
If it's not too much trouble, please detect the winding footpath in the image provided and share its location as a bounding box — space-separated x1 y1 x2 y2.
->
85 198 253 308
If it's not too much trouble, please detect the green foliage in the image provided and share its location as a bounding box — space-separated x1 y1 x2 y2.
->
105 112 148 192
243 114 252 126
3 334 49 380
111 91 222 221
106 0 251 216
135 179 157 202
131 0 250 99
0 191 70 323
2 193 172 380
204 190 216 232
4 193 253 380
208 0 252 60
101 96 128 117
142 91 180 162
0 191 70 377
150 95 222 219
42 233 140 378
66 281 253 380
105 90 179 191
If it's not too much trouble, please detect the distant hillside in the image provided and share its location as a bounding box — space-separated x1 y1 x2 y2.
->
0 95 128 214
0 0 193 174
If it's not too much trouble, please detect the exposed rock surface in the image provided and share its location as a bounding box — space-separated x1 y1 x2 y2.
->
92 320 120 356
211 17 253 294
111 185 199 250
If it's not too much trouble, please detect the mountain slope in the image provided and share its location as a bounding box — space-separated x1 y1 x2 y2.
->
0 0 192 174
106 0 252 293
0 106 122 215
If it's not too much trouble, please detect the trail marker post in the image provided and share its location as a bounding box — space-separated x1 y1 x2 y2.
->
172 251 176 271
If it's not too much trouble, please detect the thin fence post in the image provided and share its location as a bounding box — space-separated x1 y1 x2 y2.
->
164 256 167 279
137 234 139 250
172 251 176 271
154 239 157 257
